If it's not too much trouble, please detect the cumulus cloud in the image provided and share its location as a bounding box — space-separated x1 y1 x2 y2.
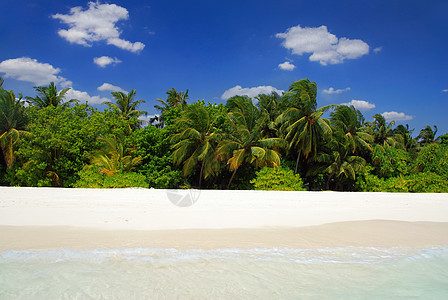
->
65 88 110 105
276 25 369 65
221 85 284 100
382 111 413 122
93 56 122 67
139 114 160 126
52 2 145 53
278 61 296 71
97 83 126 93
0 57 72 87
323 87 351 94
341 100 375 111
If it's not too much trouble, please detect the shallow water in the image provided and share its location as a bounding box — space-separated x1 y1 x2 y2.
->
1 247 447 299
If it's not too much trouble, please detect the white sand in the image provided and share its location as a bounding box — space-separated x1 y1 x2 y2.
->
1 187 447 250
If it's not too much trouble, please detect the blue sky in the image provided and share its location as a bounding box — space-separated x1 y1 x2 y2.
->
1 0 447 134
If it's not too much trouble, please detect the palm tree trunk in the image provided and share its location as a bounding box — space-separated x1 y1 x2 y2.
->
227 168 238 189
325 175 332 190
295 151 301 174
198 161 204 189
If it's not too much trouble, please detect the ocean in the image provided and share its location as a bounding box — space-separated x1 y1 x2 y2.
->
1 247 447 299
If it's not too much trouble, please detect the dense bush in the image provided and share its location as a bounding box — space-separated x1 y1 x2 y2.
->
74 167 148 188
251 167 305 191
12 104 132 187
371 145 409 178
356 168 448 193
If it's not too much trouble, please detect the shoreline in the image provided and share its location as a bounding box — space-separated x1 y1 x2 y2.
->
1 187 448 251
2 221 448 251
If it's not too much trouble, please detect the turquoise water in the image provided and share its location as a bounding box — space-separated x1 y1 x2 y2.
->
1 247 448 299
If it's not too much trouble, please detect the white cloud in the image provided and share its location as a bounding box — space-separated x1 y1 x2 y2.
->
0 57 72 86
442 89 448 93
93 56 122 67
323 87 351 94
276 25 369 65
52 2 145 53
65 88 110 105
221 85 284 100
97 83 126 93
278 61 296 71
341 100 375 111
381 111 413 122
139 114 159 126
373 46 383 53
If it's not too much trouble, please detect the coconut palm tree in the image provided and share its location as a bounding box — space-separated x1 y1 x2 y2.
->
0 89 29 168
25 82 75 108
89 135 142 176
276 79 333 174
154 88 189 127
103 89 147 122
217 96 283 188
330 105 373 154
369 114 404 149
309 129 366 190
171 103 219 187
416 125 438 146
394 124 416 150
256 92 282 138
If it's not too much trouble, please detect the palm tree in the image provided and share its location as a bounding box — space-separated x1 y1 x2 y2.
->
25 82 76 108
217 96 283 188
309 130 366 190
394 124 416 150
331 105 373 154
256 92 282 138
103 89 147 122
416 125 438 146
0 89 29 168
276 79 333 174
369 114 404 149
88 135 142 176
154 88 189 127
171 103 219 187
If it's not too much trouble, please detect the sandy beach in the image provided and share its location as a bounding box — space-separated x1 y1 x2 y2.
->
1 187 448 250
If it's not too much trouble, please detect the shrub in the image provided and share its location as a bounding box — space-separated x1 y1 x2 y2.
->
251 167 305 191
74 167 148 188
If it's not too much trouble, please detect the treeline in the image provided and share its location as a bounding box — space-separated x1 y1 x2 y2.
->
1 77 447 192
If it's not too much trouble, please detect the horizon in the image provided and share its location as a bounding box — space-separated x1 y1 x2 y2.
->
1 0 447 135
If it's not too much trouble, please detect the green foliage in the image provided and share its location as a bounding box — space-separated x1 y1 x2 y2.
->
88 134 142 175
412 143 448 176
356 166 448 193
218 96 283 188
276 79 333 173
25 82 76 108
310 129 366 190
371 144 409 178
405 172 448 193
154 88 189 127
251 167 305 191
171 102 220 187
369 114 404 149
330 105 373 154
12 104 132 187
0 89 29 169
102 89 147 124
438 133 448 145
74 166 147 188
130 125 184 189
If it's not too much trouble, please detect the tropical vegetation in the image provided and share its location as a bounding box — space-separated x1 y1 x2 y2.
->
0 76 447 192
